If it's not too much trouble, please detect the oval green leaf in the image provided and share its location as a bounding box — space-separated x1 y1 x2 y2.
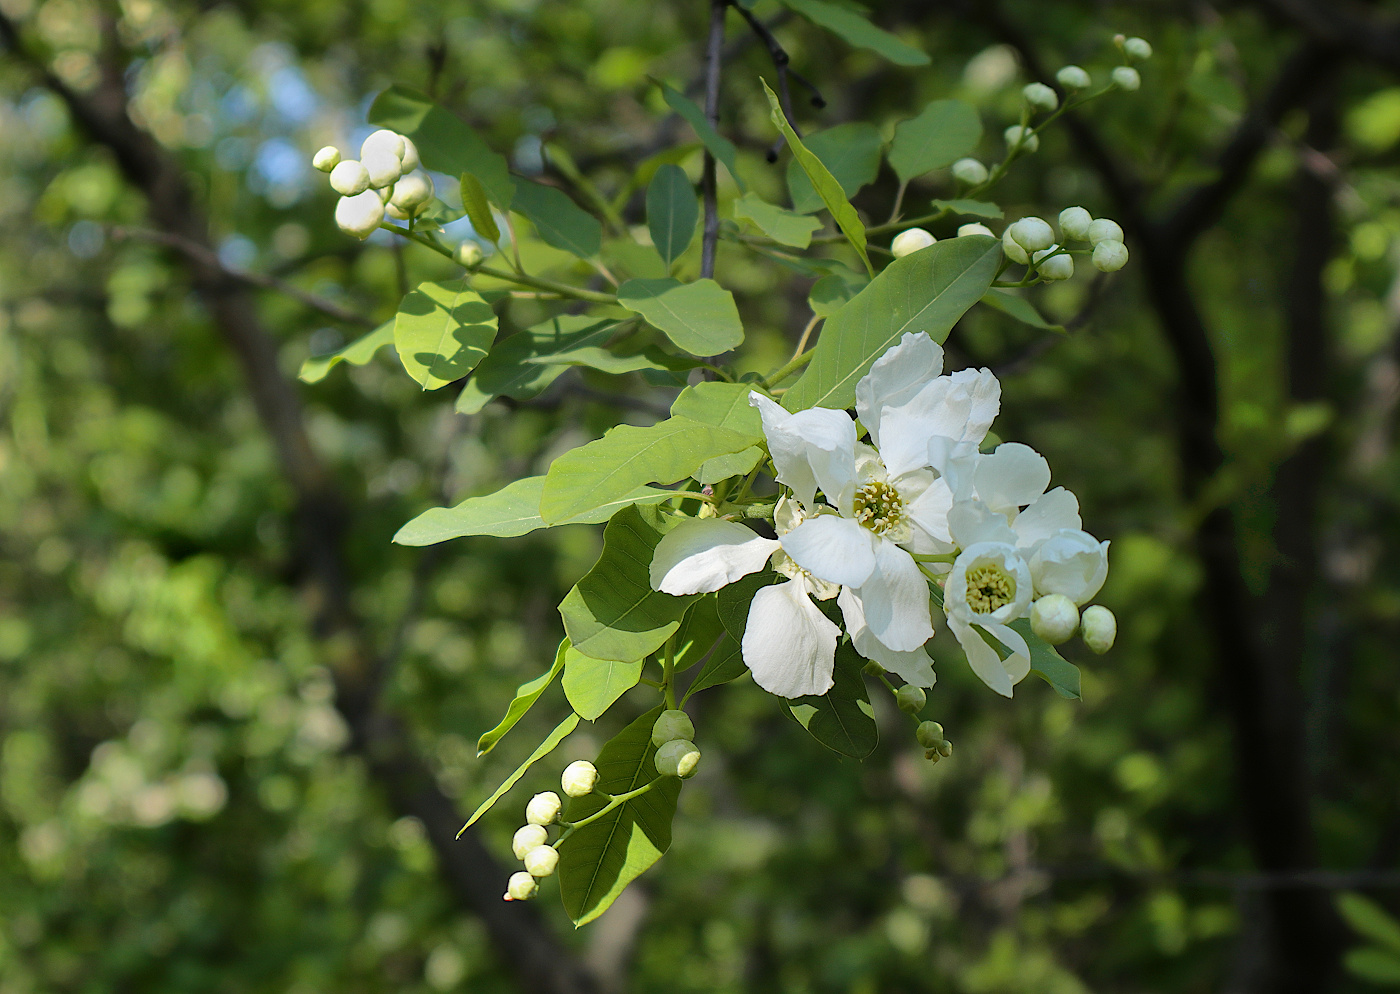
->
562 647 644 721
646 164 699 269
394 281 498 391
616 278 744 356
888 100 983 183
476 639 568 757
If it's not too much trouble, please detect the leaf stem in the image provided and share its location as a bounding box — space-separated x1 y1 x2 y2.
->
791 314 821 360
663 634 677 709
763 348 815 389
556 779 663 840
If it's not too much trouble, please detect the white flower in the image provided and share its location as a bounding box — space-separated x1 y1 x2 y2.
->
649 518 778 595
944 542 1033 697
1081 604 1117 653
1002 227 1029 265
1031 594 1079 644
361 129 405 161
390 170 435 213
399 136 421 172
1030 529 1109 604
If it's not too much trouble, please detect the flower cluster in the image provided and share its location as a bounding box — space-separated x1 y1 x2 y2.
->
1003 207 1129 280
649 333 1114 700
311 129 435 239
500 759 598 902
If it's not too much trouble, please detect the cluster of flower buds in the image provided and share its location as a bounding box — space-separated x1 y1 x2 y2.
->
890 222 996 259
651 709 700 779
311 129 435 240
916 721 953 764
1031 595 1117 654
1111 34 1152 91
1001 206 1129 279
500 758 601 902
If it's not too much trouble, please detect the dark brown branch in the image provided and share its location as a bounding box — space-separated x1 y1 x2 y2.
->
730 2 826 161
699 0 727 279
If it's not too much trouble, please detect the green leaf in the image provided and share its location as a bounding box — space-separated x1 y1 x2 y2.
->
527 344 702 375
616 278 744 356
459 172 500 243
716 570 783 642
888 101 983 183
559 504 698 662
558 706 682 926
786 122 883 215
562 647 644 721
510 177 602 260
672 596 725 671
1345 948 1400 985
783 235 1000 411
299 321 394 384
460 713 579 833
369 86 514 208
394 281 498 390
808 272 866 318
762 80 871 276
682 634 748 702
455 314 620 415
784 643 877 759
540 416 758 523
733 192 823 249
1340 893 1400 954
1009 618 1081 700
415 199 466 226
657 81 747 193
780 0 928 65
982 289 1064 333
476 640 568 756
671 380 765 483
393 475 677 546
646 164 699 269
932 198 1003 219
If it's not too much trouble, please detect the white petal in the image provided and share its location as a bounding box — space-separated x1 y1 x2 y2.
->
851 539 934 651
950 617 1014 697
742 578 839 697
782 515 876 588
984 622 1031 685
855 333 944 447
749 392 857 511
1030 530 1110 604
944 540 1034 625
1013 487 1081 549
927 437 981 501
975 442 1051 512
947 500 1016 548
750 391 819 508
650 518 781 594
839 589 936 687
904 477 955 546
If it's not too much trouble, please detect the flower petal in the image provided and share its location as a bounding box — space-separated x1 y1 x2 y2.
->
947 500 1016 549
1013 487 1081 549
904 477 956 547
749 391 857 511
1030 529 1110 604
949 617 1014 697
855 332 944 447
984 621 1031 686
851 539 934 651
650 518 781 594
838 588 936 687
974 442 1050 512
742 577 839 697
782 515 876 588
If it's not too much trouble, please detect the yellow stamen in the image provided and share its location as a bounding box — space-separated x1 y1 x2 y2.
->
965 563 1015 614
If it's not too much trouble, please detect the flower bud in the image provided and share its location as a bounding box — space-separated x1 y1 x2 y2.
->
455 241 485 269
1003 125 1039 153
896 685 926 714
399 136 421 172
891 228 936 258
651 709 695 748
1002 227 1030 265
1056 65 1091 90
916 721 945 749
329 160 370 197
951 157 989 185
523 844 559 878
1023 82 1059 113
654 739 700 779
384 202 411 221
1031 594 1079 645
390 170 435 213
512 823 549 860
525 791 562 826
1081 605 1117 654
1111 66 1141 92
935 740 953 758
1009 216 1055 253
363 149 402 190
361 129 405 163
958 223 994 238
505 870 538 901
1058 206 1093 241
334 191 385 240
312 146 341 172
561 760 598 798
1087 218 1124 245
1092 240 1129 272
1123 37 1153 61
1034 246 1074 281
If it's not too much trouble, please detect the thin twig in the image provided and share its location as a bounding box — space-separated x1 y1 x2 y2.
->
700 0 727 279
731 2 826 161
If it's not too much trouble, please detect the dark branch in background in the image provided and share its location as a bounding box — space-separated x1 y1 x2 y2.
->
0 13 598 994
730 2 826 161
700 0 727 279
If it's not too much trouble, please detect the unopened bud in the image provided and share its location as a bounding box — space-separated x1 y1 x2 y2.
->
1058 206 1093 241
1123 37 1153 61
361 129 405 163
1009 216 1055 253
925 749 942 764
936 740 953 758
1003 125 1039 153
1056 65 1091 90
384 202 411 221
1087 218 1124 245
512 823 548 860
1034 246 1074 281
1111 66 1141 92
1002 227 1030 265
916 721 945 749
1031 594 1079 645
329 160 370 197
523 844 559 878
561 760 598 798
1081 604 1117 654
399 136 421 172
390 171 435 213
896 685 926 714
334 191 385 240
891 228 936 258
951 157 989 185
651 709 694 748
455 241 485 269
362 149 403 189
1023 82 1058 113
654 739 700 779
505 870 538 901
525 791 562 826
312 146 341 172
1092 240 1129 272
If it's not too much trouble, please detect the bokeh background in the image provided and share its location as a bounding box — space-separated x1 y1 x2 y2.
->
2 0 1399 991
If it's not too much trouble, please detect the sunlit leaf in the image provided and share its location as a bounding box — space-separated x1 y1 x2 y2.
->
563 647 644 721
670 381 765 483
394 281 497 390
1340 893 1400 954
733 192 823 249
460 713 579 833
298 321 394 384
459 172 500 243
646 164 699 269
455 314 620 414
617 278 744 356
476 640 568 756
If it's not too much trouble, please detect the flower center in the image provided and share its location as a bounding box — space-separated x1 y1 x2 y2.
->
853 481 904 536
965 563 1016 614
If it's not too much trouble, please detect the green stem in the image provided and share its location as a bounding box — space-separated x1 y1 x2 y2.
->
763 349 815 389
556 780 662 840
662 634 677 710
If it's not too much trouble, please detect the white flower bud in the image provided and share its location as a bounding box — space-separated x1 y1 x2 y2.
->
1123 37 1153 61
1056 65 1091 90
329 160 370 197
1034 246 1074 281
654 739 700 779
958 223 994 238
505 870 538 901
1009 216 1055 253
1087 218 1124 245
1031 594 1079 645
1112 66 1141 92
1023 82 1059 113
362 149 402 190
1003 125 1039 153
334 191 385 240
916 721 945 749
1081 605 1117 654
951 157 989 185
455 241 485 269
1092 239 1129 272
891 227 936 258
361 128 405 163
312 146 341 172
512 824 548 860
1058 206 1093 241
390 171 435 213
384 202 411 221
896 685 926 714
561 760 598 798
399 136 420 172
523 844 559 878
525 791 562 826
650 709 694 748
1002 227 1030 265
